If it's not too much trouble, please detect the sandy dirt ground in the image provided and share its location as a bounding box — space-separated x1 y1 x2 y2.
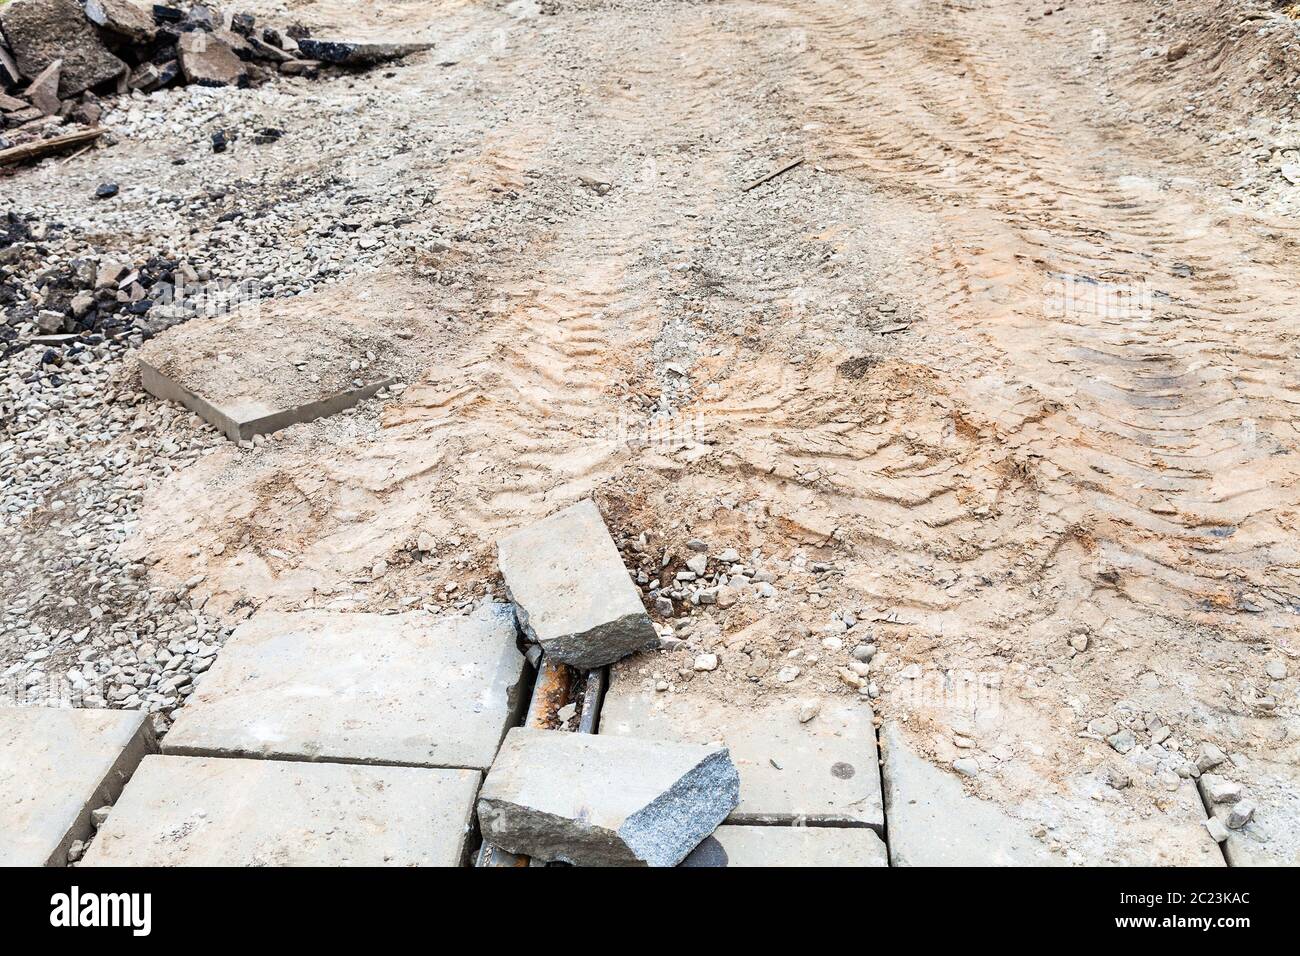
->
6 0 1300 862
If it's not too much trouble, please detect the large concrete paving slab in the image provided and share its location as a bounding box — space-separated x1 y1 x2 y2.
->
601 674 883 829
163 603 526 770
881 722 1223 866
136 282 416 442
478 727 739 867
1201 757 1300 867
0 707 154 866
497 499 657 668
681 825 888 867
83 755 480 866
881 721 1061 866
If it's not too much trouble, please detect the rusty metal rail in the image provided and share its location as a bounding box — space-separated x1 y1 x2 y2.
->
475 658 607 866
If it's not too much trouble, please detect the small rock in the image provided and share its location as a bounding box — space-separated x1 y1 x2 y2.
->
1226 800 1255 830
798 699 820 723
693 653 718 672
1166 41 1190 62
1087 716 1119 737
1265 659 1287 681
852 643 875 663
1103 766 1131 790
952 757 979 778
776 665 801 683
66 839 86 863
94 182 119 200
1203 817 1229 843
1107 729 1136 754
1201 774 1243 805
90 805 111 828
1196 743 1226 773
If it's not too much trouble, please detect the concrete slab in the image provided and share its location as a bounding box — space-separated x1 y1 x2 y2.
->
83 756 480 866
681 825 888 867
136 282 418 442
497 499 657 668
1201 758 1300 866
0 707 154 866
881 722 1062 866
139 358 393 443
478 727 739 867
600 676 884 830
163 603 525 770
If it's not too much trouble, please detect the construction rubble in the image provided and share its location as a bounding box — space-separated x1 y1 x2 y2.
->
0 0 431 165
1 0 1298 878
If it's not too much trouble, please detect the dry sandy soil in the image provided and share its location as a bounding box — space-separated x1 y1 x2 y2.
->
6 0 1300 862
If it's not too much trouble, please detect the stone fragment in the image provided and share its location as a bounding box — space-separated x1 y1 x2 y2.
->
477 727 739 867
1196 742 1226 772
294 38 435 67
1203 817 1229 843
22 58 60 114
497 499 656 668
83 756 480 866
0 708 154 866
1201 774 1243 805
163 604 525 770
693 653 718 671
0 0 126 96
83 0 157 43
681 825 887 867
1227 800 1255 830
279 58 320 77
1107 728 1136 754
177 29 246 87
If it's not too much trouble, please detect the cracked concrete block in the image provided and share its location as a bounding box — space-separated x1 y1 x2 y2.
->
138 357 393 443
0 707 154 866
477 727 739 866
497 499 656 668
83 756 480 866
136 287 410 443
681 825 888 867
163 603 525 770
601 676 883 829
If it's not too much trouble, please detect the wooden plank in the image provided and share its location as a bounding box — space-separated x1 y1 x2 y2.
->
0 127 103 167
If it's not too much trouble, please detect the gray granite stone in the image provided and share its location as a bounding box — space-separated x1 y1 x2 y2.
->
497 500 656 668
478 727 739 867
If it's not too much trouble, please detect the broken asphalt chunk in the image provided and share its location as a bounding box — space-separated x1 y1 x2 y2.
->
497 498 657 668
294 37 435 67
477 728 740 867
0 0 127 97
